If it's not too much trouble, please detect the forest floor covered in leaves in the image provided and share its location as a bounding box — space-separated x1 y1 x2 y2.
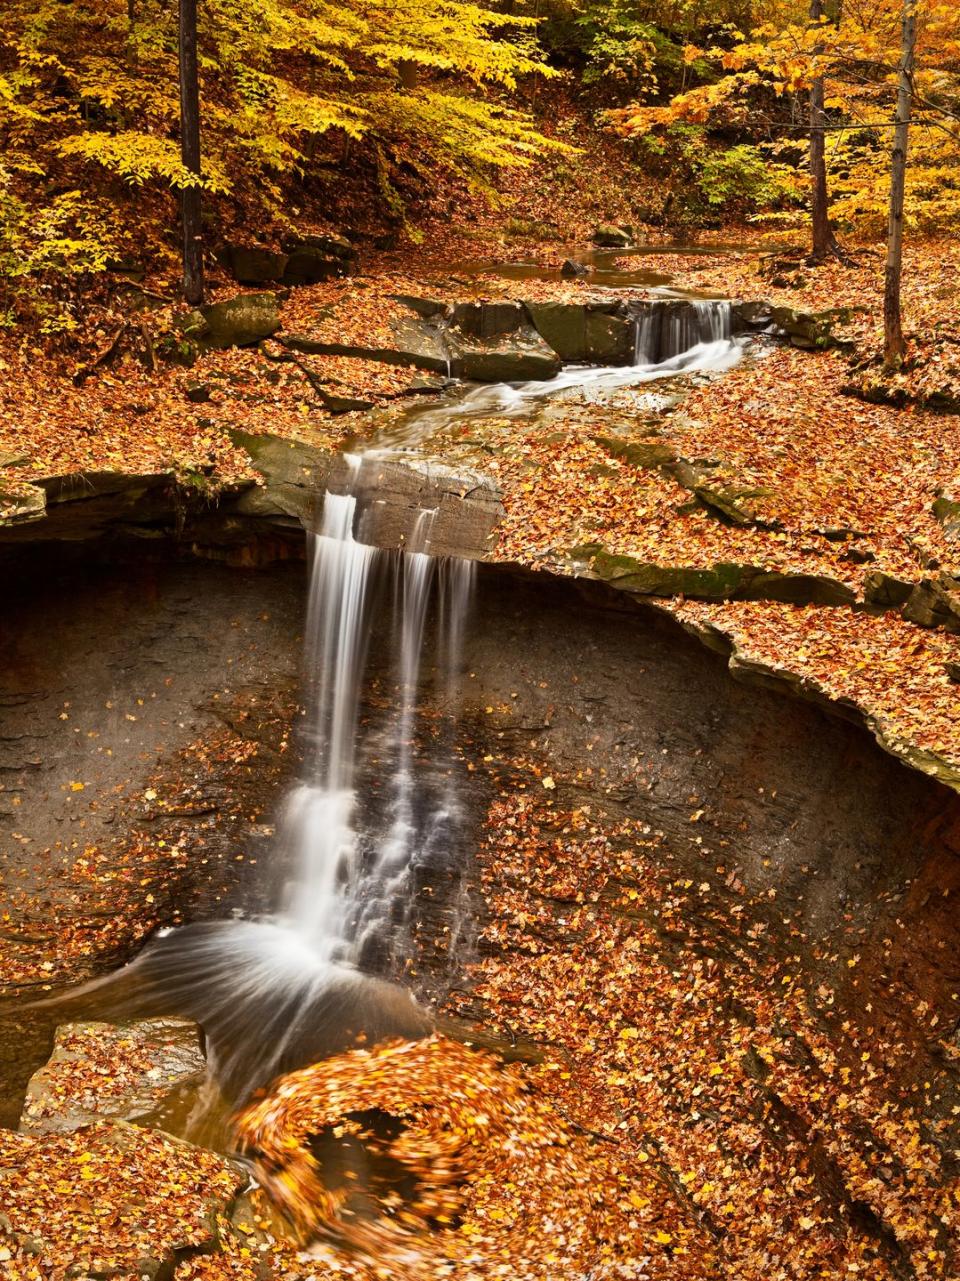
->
2 759 957 1280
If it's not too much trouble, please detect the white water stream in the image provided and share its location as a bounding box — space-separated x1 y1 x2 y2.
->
282 472 476 970
382 302 742 448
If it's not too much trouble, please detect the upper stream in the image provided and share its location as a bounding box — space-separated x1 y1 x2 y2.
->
365 299 744 452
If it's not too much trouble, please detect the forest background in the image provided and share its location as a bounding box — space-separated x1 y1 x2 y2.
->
0 0 949 362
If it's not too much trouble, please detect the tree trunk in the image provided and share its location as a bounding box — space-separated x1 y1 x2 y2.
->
809 0 836 260
884 0 916 368
179 0 203 305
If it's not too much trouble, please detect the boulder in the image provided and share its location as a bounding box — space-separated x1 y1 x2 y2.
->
732 302 862 351
226 236 356 286
933 492 960 542
0 483 45 527
446 301 562 377
227 428 332 524
452 326 561 382
20 1018 206 1135
283 245 346 285
452 301 525 339
863 571 914 609
225 245 289 285
286 301 561 383
902 576 960 632
591 224 632 248
526 301 633 365
282 231 357 263
325 453 503 559
560 259 589 279
182 293 280 349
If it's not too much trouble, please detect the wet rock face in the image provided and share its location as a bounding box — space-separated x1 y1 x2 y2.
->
321 452 503 561
462 568 960 1126
20 1018 206 1135
0 556 304 1126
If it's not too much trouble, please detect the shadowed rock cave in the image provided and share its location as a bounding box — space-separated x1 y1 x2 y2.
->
2 542 959 1266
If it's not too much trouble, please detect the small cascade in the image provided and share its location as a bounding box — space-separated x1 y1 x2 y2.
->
632 307 661 364
389 299 742 441
631 299 732 364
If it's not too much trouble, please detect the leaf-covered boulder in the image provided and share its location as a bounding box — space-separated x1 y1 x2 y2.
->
182 292 281 349
19 1018 206 1135
591 223 632 248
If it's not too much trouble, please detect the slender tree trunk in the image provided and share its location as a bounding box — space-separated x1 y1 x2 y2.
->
884 0 916 368
179 0 203 305
809 0 836 259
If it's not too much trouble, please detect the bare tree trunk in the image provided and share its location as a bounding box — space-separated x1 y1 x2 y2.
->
179 0 203 305
809 0 836 259
884 0 916 368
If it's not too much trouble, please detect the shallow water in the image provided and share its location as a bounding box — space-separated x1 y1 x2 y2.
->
361 334 746 455
449 240 775 291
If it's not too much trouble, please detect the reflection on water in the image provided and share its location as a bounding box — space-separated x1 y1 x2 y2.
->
449 240 775 292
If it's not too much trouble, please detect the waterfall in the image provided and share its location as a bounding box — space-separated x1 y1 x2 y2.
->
59 296 740 1110
633 307 661 364
69 457 476 1104
282 473 474 974
659 299 732 361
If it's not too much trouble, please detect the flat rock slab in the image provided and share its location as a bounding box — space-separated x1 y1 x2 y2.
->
20 1018 206 1135
326 454 503 560
586 549 857 607
0 1120 244 1278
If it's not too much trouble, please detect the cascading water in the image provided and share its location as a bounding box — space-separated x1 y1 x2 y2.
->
282 483 476 975
632 299 732 365
53 458 477 1103
47 294 743 1107
383 298 742 446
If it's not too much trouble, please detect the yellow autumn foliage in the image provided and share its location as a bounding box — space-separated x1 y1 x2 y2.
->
0 0 563 292
610 0 960 235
